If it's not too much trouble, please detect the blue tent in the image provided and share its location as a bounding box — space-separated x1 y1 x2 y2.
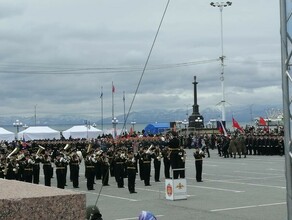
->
143 123 170 135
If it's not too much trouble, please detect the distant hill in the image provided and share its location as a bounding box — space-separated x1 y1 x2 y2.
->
0 104 282 127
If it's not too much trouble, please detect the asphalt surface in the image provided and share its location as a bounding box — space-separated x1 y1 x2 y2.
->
40 149 287 220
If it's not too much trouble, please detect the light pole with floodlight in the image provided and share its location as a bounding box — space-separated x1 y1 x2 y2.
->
131 121 136 132
182 119 189 147
112 117 119 138
13 119 23 139
210 1 232 125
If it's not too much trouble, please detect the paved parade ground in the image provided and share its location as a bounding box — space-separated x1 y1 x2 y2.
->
41 149 287 220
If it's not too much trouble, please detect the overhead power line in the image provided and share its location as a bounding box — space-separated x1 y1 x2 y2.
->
0 58 219 75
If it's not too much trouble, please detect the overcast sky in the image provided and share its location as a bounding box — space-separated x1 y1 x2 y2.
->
0 0 282 122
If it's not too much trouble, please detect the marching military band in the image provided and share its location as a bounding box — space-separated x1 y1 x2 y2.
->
0 131 284 194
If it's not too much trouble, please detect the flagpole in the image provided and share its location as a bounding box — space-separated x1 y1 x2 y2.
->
100 86 104 131
112 81 115 121
112 82 117 138
123 91 126 132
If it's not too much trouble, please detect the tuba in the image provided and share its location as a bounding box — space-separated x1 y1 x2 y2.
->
87 143 92 154
36 145 46 156
64 143 71 151
146 145 154 154
7 147 19 158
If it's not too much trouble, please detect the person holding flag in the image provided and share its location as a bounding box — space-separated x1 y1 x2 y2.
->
232 117 244 133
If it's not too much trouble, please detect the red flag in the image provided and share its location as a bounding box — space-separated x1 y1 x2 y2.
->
112 84 115 93
259 117 267 126
232 117 244 133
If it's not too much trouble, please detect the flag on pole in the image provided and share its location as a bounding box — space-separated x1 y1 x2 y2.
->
232 117 244 133
217 120 228 136
112 84 115 93
100 91 103 99
259 117 267 126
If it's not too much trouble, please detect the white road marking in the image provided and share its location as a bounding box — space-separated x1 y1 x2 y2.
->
210 202 286 212
135 187 196 197
187 183 244 193
115 215 164 220
233 170 281 176
75 189 139 202
204 175 283 182
203 179 286 189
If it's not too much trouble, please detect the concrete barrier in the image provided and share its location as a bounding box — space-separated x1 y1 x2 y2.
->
0 179 86 220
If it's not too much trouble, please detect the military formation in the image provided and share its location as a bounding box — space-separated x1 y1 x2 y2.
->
214 134 284 158
0 132 187 194
0 130 284 194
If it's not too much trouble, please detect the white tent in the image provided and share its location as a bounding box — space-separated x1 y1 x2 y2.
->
62 125 103 139
0 127 15 142
102 128 123 137
18 126 61 140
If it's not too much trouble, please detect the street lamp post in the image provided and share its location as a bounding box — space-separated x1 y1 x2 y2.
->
13 119 23 140
210 1 232 125
182 119 189 147
131 121 136 132
84 120 90 140
112 117 119 138
195 117 203 135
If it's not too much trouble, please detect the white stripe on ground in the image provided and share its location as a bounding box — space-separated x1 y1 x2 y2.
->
202 179 286 189
204 175 283 182
76 189 139 202
115 215 164 220
187 183 244 193
210 202 286 212
135 187 196 197
233 170 282 176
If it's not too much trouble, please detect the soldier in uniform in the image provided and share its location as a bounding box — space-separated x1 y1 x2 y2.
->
237 135 246 158
168 131 181 179
253 135 258 155
177 146 186 178
114 149 126 188
125 151 137 193
193 147 205 182
107 146 115 177
153 145 162 182
221 136 230 158
229 136 237 158
137 148 144 181
42 152 53 186
55 153 68 189
32 153 42 184
0 157 5 178
162 146 170 179
70 152 81 188
85 153 97 190
246 135 253 155
100 151 110 186
23 154 34 183
141 146 152 186
95 149 102 181
5 157 17 180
